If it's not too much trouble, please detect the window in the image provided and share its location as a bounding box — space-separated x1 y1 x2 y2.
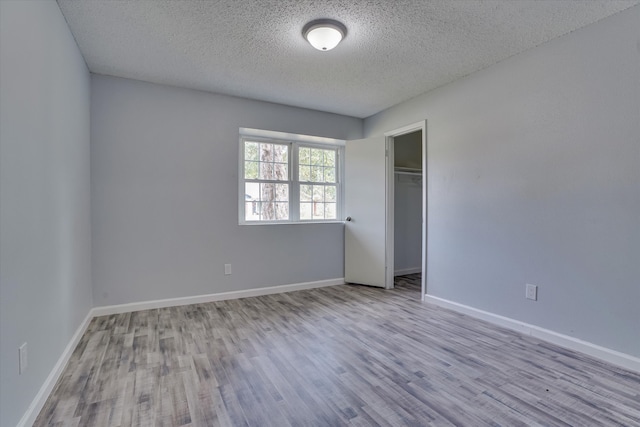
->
298 146 338 220
240 131 343 224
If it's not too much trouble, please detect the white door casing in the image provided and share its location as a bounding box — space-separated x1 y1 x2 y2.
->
384 120 427 300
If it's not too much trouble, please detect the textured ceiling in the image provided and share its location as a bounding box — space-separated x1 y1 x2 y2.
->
57 0 639 118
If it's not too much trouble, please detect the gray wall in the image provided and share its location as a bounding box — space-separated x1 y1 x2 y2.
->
394 176 422 273
366 6 640 358
0 1 92 426
91 75 362 306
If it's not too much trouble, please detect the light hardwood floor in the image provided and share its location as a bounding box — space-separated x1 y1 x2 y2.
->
35 274 640 426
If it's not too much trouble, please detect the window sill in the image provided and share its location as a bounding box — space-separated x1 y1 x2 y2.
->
239 220 345 226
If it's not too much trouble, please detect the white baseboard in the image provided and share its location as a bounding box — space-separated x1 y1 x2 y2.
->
17 311 94 427
424 294 640 373
394 267 421 276
92 278 345 317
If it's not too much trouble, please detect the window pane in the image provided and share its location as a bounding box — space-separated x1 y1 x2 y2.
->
311 166 323 182
261 202 275 220
259 183 289 203
274 144 288 163
325 185 336 202
245 182 260 200
299 165 311 182
300 184 312 202
261 183 276 202
313 202 325 219
245 182 290 220
245 182 260 221
324 168 335 183
275 202 289 220
312 185 324 200
246 203 260 221
260 143 274 162
299 147 310 165
260 162 274 180
244 161 259 179
274 163 288 180
325 203 336 219
311 149 323 166
245 142 259 161
300 202 312 220
275 184 289 201
324 151 335 167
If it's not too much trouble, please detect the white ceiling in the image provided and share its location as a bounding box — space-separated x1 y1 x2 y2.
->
57 0 639 118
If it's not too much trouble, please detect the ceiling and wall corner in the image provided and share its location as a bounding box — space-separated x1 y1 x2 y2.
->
56 0 640 118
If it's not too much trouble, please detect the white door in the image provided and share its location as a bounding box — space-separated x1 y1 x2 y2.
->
344 136 389 288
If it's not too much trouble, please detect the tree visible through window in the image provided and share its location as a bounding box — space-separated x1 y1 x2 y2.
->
244 141 289 221
241 137 341 223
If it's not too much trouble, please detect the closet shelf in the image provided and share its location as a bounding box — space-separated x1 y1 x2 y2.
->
394 167 422 176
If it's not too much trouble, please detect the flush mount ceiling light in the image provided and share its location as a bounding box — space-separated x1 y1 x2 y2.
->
303 19 347 51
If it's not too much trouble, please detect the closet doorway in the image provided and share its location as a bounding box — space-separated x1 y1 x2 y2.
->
390 129 424 300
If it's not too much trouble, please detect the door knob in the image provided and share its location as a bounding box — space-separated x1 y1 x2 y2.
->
345 216 352 221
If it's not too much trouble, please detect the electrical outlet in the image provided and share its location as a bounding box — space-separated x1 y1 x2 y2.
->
525 284 538 301
224 264 232 275
19 342 28 374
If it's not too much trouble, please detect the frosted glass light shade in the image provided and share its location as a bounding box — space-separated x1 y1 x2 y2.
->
303 20 346 51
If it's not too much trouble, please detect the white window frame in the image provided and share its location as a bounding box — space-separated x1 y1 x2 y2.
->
239 128 345 225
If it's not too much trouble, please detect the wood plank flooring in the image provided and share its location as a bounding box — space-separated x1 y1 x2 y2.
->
35 274 640 426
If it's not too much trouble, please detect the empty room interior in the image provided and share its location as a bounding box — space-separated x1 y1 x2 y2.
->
1 1 640 426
